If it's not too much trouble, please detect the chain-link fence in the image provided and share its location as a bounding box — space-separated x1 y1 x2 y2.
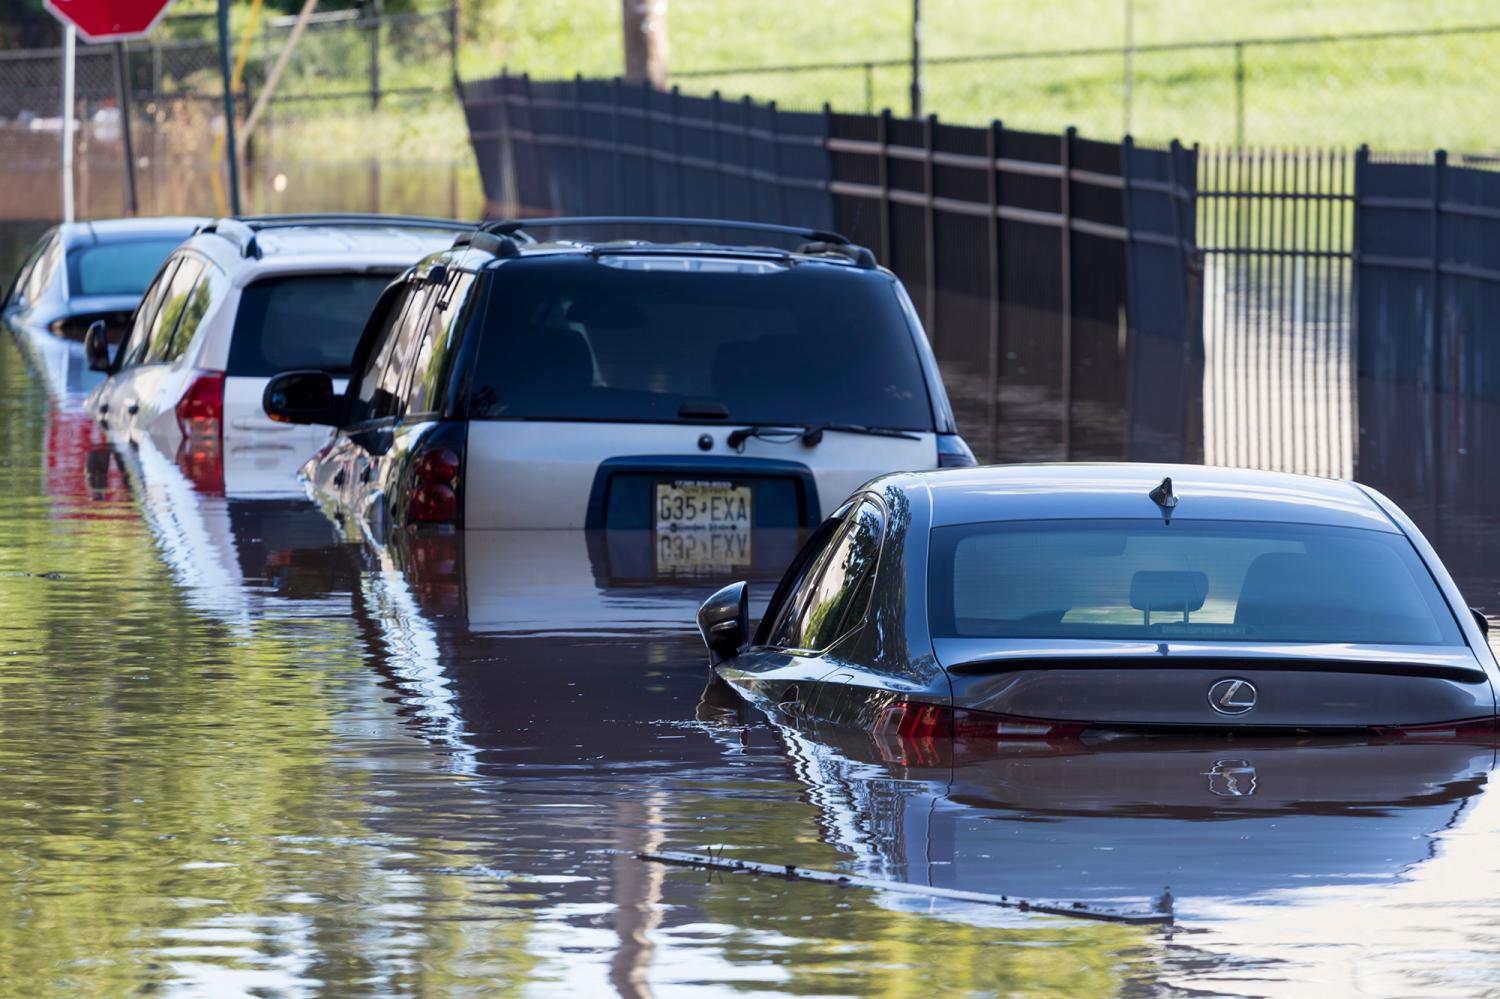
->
0 8 480 221
672 22 1500 152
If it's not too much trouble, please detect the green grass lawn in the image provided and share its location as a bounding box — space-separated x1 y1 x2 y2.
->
445 0 1500 151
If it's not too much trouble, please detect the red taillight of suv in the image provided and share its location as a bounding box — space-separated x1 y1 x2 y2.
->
174 372 225 496
175 371 225 446
875 701 1087 742
408 445 462 525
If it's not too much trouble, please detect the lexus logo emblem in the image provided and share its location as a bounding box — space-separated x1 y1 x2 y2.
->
1208 678 1257 715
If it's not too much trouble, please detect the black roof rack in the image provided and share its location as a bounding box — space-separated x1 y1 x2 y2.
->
199 213 478 259
468 216 878 268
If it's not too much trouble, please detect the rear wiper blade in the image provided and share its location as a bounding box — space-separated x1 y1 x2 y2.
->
726 423 921 450
803 423 922 443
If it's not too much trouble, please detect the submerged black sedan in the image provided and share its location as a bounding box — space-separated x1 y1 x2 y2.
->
697 464 1498 740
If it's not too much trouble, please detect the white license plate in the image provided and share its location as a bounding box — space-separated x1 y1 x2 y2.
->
655 528 752 574
654 480 752 532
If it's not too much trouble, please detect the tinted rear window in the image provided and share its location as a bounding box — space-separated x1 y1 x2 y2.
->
228 273 391 377
465 256 934 429
928 519 1462 646
67 239 183 296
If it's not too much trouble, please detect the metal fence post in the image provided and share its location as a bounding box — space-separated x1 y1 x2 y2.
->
863 62 874 114
1061 125 1075 459
986 119 1002 462
1350 144 1366 478
1120 134 1136 458
1166 139 1191 462
573 74 586 212
877 108 892 266
923 112 937 345
1429 148 1446 523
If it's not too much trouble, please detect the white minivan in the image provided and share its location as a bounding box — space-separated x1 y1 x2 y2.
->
83 215 466 495
263 218 977 558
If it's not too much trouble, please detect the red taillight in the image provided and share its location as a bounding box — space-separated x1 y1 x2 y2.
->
1373 717 1500 743
952 707 1088 742
175 372 225 496
412 447 460 484
408 444 462 525
175 371 225 444
875 701 953 739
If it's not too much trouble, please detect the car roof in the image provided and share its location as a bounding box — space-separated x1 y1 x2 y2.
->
470 245 892 278
188 219 462 274
452 216 882 273
901 463 1400 533
56 216 207 249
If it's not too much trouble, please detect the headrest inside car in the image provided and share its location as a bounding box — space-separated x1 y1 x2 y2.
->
1130 570 1209 613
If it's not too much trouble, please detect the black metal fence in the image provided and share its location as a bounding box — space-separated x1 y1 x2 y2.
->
461 74 1202 466
1356 150 1500 534
458 75 832 230
1197 148 1355 479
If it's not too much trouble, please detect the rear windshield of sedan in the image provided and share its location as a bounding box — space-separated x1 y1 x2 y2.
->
928 519 1463 646
228 273 392 377
464 256 935 429
67 239 183 296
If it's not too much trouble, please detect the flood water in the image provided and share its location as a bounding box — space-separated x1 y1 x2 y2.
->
5 327 1500 997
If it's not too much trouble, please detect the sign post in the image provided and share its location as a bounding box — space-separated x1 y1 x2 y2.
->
61 25 76 221
44 0 177 220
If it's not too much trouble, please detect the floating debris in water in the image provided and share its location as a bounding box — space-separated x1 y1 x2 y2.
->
636 849 1174 925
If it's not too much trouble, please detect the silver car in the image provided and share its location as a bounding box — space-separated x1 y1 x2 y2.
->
698 464 1497 740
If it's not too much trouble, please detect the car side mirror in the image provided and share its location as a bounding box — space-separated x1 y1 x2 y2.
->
1473 608 1491 637
263 370 348 427
698 581 750 665
84 319 112 372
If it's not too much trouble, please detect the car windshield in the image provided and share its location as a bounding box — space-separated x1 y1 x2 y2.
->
228 273 392 377
67 239 183 297
465 256 935 429
928 519 1463 646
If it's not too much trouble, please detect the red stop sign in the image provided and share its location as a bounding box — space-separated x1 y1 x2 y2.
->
44 0 175 42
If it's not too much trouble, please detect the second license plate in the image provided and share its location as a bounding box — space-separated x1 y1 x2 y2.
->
655 480 752 532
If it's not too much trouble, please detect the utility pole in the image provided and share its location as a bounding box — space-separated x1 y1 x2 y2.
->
909 0 922 119
622 0 669 88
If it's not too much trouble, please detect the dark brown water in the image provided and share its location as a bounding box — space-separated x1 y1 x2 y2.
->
5 322 1500 996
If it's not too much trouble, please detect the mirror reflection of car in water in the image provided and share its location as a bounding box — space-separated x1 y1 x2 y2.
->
693 688 1496 915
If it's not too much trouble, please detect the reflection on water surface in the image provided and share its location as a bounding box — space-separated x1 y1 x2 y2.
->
3 329 1500 997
